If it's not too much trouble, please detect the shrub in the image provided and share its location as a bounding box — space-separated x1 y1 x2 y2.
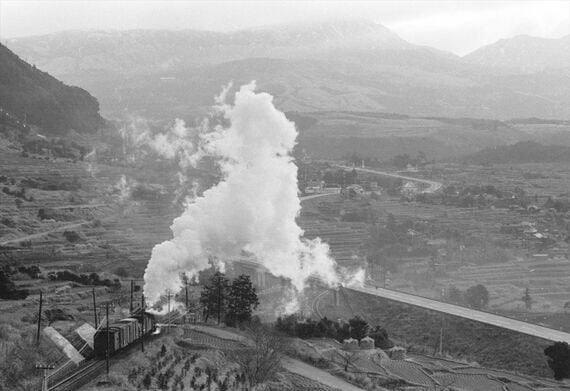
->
63 230 81 243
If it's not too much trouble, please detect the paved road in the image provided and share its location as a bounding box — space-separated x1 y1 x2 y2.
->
335 165 442 193
349 285 570 344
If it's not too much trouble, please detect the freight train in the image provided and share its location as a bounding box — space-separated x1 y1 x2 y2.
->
93 309 156 357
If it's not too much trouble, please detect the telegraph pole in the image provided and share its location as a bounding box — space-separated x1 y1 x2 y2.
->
36 291 43 346
439 314 444 356
217 279 222 325
35 363 54 391
185 279 189 310
104 303 110 376
130 280 134 313
165 290 174 333
92 288 98 328
141 295 145 353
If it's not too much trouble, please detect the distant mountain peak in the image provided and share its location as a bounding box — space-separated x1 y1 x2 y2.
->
464 34 570 71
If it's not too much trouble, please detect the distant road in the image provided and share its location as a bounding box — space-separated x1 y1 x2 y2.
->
299 190 339 202
349 285 570 344
335 165 442 193
0 221 90 246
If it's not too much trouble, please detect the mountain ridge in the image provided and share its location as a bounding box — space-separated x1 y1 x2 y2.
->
0 43 106 135
5 19 570 120
463 34 570 72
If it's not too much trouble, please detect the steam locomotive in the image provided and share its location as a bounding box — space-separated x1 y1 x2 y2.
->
93 309 156 357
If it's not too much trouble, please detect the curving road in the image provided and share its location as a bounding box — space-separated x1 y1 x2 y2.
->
335 165 442 193
349 285 570 344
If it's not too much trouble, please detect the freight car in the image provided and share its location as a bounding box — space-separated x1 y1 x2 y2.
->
93 310 155 357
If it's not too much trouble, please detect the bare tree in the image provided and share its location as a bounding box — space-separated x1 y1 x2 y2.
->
334 350 359 372
230 324 285 387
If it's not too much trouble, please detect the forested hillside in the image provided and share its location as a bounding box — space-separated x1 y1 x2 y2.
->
461 141 570 164
0 43 105 135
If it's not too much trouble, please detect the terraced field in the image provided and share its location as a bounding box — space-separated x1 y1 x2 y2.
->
298 201 370 269
298 338 565 391
438 257 570 312
180 328 246 351
0 149 182 275
378 358 437 388
432 372 505 391
282 372 343 391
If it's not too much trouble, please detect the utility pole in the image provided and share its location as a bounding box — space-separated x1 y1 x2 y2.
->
130 280 134 313
35 363 54 391
92 288 98 328
166 290 173 333
104 303 110 376
185 279 189 310
217 279 222 325
439 314 444 356
36 291 43 346
141 295 145 353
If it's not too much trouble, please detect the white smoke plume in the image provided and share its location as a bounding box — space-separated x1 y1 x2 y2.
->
144 82 341 306
116 175 131 203
84 148 98 177
119 117 200 168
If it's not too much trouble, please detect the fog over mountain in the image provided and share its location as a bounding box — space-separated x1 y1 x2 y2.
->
6 19 570 121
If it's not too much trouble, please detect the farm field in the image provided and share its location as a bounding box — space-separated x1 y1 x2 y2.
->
306 159 570 317
0 148 193 276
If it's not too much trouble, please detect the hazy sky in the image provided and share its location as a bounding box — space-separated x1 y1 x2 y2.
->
1 1 569 55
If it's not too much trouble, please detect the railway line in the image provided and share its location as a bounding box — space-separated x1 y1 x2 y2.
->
48 359 105 391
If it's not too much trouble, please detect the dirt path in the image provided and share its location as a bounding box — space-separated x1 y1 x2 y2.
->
0 220 90 246
282 357 366 391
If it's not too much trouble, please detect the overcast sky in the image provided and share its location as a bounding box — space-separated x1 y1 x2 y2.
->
1 0 569 55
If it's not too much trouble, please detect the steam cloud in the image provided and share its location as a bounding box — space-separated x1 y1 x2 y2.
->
144 83 350 306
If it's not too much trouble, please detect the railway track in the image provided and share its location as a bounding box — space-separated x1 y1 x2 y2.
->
48 359 105 391
311 289 330 319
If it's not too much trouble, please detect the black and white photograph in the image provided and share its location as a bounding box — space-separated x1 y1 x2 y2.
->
1 1 570 390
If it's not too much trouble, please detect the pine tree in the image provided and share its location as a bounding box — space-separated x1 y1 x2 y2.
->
142 373 152 389
199 271 230 324
226 274 259 326
348 315 370 340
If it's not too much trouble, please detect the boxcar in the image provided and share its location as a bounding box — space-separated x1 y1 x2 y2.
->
93 312 156 357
